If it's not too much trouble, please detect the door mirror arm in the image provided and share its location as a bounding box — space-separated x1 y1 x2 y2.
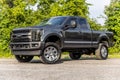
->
62 24 76 31
62 25 70 30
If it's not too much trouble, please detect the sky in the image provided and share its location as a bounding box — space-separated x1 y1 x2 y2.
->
86 0 111 25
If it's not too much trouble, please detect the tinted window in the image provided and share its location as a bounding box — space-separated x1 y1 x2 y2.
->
46 17 66 25
39 17 67 26
79 18 90 30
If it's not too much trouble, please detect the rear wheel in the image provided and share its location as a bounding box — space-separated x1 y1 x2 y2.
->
15 55 33 62
95 43 108 60
41 42 61 64
69 53 81 60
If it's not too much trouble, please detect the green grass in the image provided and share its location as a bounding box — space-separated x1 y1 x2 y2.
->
108 55 120 58
0 52 13 58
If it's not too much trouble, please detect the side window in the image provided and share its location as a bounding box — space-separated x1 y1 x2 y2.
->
79 18 90 30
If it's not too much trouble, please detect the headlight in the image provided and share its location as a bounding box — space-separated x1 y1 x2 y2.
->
32 30 41 41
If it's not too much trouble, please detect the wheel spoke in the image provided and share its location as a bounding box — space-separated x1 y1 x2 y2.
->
22 56 24 59
45 54 49 58
48 56 52 61
52 55 56 60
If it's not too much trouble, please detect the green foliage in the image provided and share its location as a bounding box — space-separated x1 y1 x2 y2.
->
49 0 89 17
0 51 13 58
88 18 102 30
105 0 120 53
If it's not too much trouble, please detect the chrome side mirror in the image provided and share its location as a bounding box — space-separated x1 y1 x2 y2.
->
70 20 76 28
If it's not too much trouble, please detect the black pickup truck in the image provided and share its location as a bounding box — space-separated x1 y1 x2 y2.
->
10 16 114 64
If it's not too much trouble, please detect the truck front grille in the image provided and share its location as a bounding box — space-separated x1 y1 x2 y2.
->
11 29 31 42
12 38 31 42
13 29 30 34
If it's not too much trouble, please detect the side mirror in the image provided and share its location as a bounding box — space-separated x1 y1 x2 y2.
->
70 20 76 28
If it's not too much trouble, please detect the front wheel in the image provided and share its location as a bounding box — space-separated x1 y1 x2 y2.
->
40 42 61 64
69 53 81 60
15 55 33 62
95 43 108 60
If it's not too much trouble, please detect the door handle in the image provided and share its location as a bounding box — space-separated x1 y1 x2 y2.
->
79 31 82 33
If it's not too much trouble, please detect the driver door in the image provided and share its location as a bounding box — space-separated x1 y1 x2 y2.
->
63 17 83 48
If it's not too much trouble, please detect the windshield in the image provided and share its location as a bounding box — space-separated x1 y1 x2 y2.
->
39 17 67 26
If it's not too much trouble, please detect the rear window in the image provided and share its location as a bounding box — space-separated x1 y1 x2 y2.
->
79 18 90 30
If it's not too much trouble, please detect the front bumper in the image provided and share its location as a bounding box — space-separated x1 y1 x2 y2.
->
10 42 44 56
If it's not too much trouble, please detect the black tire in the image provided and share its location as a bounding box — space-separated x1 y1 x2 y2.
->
41 42 61 64
69 53 81 60
95 43 108 60
15 55 33 62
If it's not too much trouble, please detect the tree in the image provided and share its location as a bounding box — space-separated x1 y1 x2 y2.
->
49 0 89 17
105 0 120 53
88 18 102 30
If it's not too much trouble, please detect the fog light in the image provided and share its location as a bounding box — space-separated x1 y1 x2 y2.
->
32 44 38 47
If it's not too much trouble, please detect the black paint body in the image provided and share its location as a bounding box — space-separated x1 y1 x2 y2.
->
10 16 114 56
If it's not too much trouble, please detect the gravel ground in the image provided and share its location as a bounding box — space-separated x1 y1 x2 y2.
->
0 58 120 80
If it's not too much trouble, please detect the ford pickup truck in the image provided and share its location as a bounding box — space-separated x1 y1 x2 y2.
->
10 16 114 64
